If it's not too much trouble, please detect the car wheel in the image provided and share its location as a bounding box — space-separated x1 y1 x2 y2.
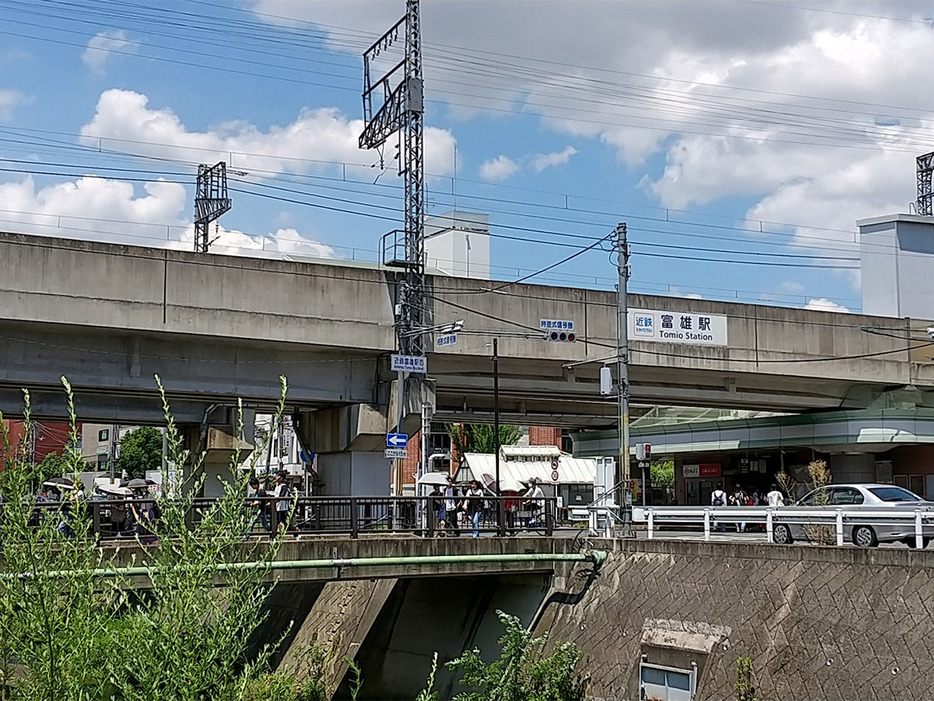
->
773 524 793 545
853 525 878 547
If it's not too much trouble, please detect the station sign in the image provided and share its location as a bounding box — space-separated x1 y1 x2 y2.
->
391 354 427 374
684 463 721 478
630 309 727 346
436 334 458 347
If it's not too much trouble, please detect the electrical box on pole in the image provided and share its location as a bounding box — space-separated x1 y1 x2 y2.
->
600 365 613 396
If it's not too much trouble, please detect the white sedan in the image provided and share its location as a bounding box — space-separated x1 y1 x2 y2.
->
772 483 934 548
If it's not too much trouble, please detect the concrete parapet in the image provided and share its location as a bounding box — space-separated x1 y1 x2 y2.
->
537 538 934 700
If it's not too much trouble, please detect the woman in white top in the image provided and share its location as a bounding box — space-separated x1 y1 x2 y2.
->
465 480 485 537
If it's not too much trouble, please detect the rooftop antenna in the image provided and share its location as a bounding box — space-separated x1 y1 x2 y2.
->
916 151 934 216
193 161 232 253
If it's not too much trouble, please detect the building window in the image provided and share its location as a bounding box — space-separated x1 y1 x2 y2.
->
428 423 452 456
98 429 109 442
640 663 695 701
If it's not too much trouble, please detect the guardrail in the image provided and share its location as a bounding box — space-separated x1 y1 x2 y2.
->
632 505 934 548
20 495 559 540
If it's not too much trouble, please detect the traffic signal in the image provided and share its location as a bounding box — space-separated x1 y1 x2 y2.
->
544 330 576 342
635 443 651 461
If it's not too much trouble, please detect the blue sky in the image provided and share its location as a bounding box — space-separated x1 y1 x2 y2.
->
2 0 933 312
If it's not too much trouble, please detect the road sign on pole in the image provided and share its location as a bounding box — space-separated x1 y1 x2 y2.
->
385 448 408 459
391 354 427 374
386 433 408 448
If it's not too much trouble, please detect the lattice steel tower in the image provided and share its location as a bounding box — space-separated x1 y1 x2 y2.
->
193 161 232 253
917 151 934 216
360 0 426 355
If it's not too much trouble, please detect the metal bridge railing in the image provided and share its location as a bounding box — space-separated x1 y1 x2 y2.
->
18 496 558 540
633 505 934 548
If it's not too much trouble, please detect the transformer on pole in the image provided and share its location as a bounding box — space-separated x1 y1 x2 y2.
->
917 152 934 217
193 161 232 253
360 0 426 356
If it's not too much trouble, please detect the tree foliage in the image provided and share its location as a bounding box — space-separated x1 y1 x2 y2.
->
650 460 674 490
36 450 68 484
437 610 588 701
116 426 163 479
0 375 293 701
446 425 522 457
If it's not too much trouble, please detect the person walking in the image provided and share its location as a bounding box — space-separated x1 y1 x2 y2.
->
443 476 461 536
731 485 748 532
428 486 445 535
128 485 160 545
522 477 546 527
272 470 293 533
465 479 484 537
711 483 728 532
246 477 270 534
766 483 785 508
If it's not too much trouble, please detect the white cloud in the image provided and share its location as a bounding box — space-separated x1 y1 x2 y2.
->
804 298 851 313
477 146 577 181
0 175 335 258
244 1 934 247
0 175 187 246
0 89 28 121
82 31 139 73
479 155 519 182
532 147 578 172
79 89 455 177
778 280 804 295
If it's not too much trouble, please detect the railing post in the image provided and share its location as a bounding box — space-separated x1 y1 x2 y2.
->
497 498 506 537
546 499 554 536
766 509 773 544
915 510 924 549
350 497 359 539
647 508 654 540
703 508 711 541
835 508 844 546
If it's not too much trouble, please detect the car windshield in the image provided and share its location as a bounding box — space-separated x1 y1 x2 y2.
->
867 486 921 502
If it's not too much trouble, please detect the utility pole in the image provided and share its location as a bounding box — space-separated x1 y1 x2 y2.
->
615 222 633 537
360 1 427 498
493 338 505 535
493 340 500 482
418 401 431 528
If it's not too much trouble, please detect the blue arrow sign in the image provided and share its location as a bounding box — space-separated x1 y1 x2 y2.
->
386 433 408 448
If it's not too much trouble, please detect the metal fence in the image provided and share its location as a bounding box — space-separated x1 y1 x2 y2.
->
18 496 558 540
633 505 934 548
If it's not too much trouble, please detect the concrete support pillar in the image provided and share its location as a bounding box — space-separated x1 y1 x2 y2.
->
179 406 255 498
294 383 435 497
828 452 877 484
